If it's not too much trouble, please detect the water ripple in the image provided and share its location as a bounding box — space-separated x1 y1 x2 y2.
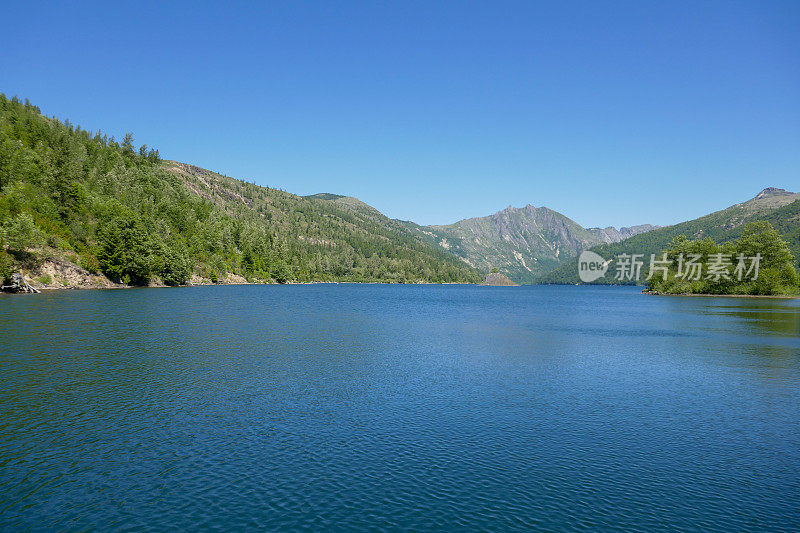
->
1 285 799 531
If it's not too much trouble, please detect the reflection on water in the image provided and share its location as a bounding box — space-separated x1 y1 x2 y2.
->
697 300 800 337
1 285 799 531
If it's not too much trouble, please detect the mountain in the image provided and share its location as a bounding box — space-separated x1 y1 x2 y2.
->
168 162 482 282
401 204 656 283
538 188 800 284
588 224 661 243
5 93 793 290
0 94 481 286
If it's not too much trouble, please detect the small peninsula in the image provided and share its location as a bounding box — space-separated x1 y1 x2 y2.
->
480 272 519 286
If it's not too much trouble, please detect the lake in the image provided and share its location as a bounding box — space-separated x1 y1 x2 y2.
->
1 285 799 531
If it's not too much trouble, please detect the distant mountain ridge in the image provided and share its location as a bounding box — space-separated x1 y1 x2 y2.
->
588 224 660 244
401 204 656 283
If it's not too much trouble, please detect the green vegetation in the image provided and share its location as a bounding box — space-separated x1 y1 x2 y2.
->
539 192 800 285
0 94 481 286
646 222 799 296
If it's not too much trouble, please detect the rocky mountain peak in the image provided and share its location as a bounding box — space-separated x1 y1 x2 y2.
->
755 187 794 200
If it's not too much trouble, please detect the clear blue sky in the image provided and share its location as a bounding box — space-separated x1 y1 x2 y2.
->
3 1 798 228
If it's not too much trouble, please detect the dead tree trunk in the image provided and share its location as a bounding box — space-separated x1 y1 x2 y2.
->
1 273 40 293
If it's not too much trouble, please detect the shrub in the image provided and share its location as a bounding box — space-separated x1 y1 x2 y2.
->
80 253 101 274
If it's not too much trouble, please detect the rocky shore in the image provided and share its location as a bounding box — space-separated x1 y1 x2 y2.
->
1 257 254 292
2 257 468 292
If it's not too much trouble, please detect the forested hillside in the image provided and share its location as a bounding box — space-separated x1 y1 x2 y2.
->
0 94 481 286
538 189 800 285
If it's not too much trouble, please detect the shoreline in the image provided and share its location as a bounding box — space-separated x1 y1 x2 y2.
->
643 290 799 300
5 256 480 292
11 279 480 292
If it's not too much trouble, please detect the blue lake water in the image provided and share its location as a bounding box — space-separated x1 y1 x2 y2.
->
1 284 799 531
